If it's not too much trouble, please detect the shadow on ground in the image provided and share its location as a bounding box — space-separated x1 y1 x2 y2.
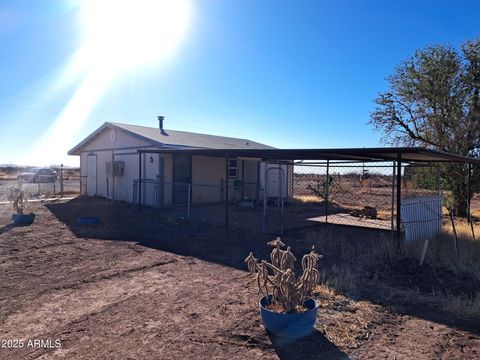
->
45 197 274 270
46 197 480 336
270 330 350 360
0 223 16 235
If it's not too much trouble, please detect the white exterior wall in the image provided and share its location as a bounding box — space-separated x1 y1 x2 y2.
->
112 152 138 203
82 127 151 151
78 125 153 202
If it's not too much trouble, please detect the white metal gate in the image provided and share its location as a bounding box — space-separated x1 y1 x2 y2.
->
401 195 443 242
263 165 287 233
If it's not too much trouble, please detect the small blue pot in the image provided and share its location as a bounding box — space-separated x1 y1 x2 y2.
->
260 295 318 340
77 216 101 225
12 213 35 225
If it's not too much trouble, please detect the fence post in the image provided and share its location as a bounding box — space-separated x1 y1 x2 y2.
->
138 152 142 212
279 166 284 235
390 161 396 241
467 162 472 222
396 154 402 249
325 160 329 224
263 164 268 233
225 154 229 226
436 166 441 195
256 161 261 209
60 164 64 198
220 178 224 201
450 209 459 257
187 184 191 221
132 180 137 208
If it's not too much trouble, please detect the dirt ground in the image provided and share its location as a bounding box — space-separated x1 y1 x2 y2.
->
0 198 479 359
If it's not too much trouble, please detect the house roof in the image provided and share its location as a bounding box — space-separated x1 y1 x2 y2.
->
68 122 274 155
69 122 480 164
138 147 480 164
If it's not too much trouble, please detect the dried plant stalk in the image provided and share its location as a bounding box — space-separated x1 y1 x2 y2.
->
245 237 322 313
7 179 29 215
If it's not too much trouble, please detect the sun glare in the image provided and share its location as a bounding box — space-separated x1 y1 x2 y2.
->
80 0 191 72
24 0 191 165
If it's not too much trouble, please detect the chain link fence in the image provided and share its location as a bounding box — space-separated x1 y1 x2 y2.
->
287 161 397 231
264 161 448 235
0 167 81 202
20 178 80 199
133 179 264 226
130 161 469 236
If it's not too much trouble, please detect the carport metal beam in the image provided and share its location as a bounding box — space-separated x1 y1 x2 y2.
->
138 147 480 165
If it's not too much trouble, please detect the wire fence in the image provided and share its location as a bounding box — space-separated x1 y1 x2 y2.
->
287 162 397 231
0 175 81 202
257 161 448 234
130 161 469 237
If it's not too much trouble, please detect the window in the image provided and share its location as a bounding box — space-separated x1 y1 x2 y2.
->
228 159 238 178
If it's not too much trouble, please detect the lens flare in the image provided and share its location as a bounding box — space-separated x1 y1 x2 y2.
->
25 0 191 165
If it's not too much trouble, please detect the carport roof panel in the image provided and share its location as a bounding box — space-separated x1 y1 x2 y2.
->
138 147 480 164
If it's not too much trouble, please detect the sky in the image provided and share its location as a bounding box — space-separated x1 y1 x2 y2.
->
0 0 479 166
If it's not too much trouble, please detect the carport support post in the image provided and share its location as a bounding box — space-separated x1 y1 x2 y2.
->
436 167 441 195
396 154 402 248
325 160 330 224
60 164 64 198
138 152 142 212
225 154 229 226
390 161 396 241
467 162 472 222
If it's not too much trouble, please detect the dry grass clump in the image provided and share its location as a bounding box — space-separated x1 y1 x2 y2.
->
313 285 382 349
409 220 480 282
304 224 480 319
441 292 480 319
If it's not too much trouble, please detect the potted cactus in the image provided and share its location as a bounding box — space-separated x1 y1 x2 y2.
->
8 180 35 225
245 237 322 340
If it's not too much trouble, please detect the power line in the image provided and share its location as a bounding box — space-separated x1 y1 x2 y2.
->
0 90 324 147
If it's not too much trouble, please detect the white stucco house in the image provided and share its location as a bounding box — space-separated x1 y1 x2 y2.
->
68 119 292 207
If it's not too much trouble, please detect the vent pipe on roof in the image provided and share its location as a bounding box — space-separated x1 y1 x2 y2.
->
158 115 166 135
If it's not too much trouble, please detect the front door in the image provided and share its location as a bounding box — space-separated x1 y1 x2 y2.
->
87 155 97 196
172 154 191 204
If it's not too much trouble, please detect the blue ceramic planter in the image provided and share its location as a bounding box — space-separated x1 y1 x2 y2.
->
260 295 318 340
77 216 101 225
12 213 35 225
